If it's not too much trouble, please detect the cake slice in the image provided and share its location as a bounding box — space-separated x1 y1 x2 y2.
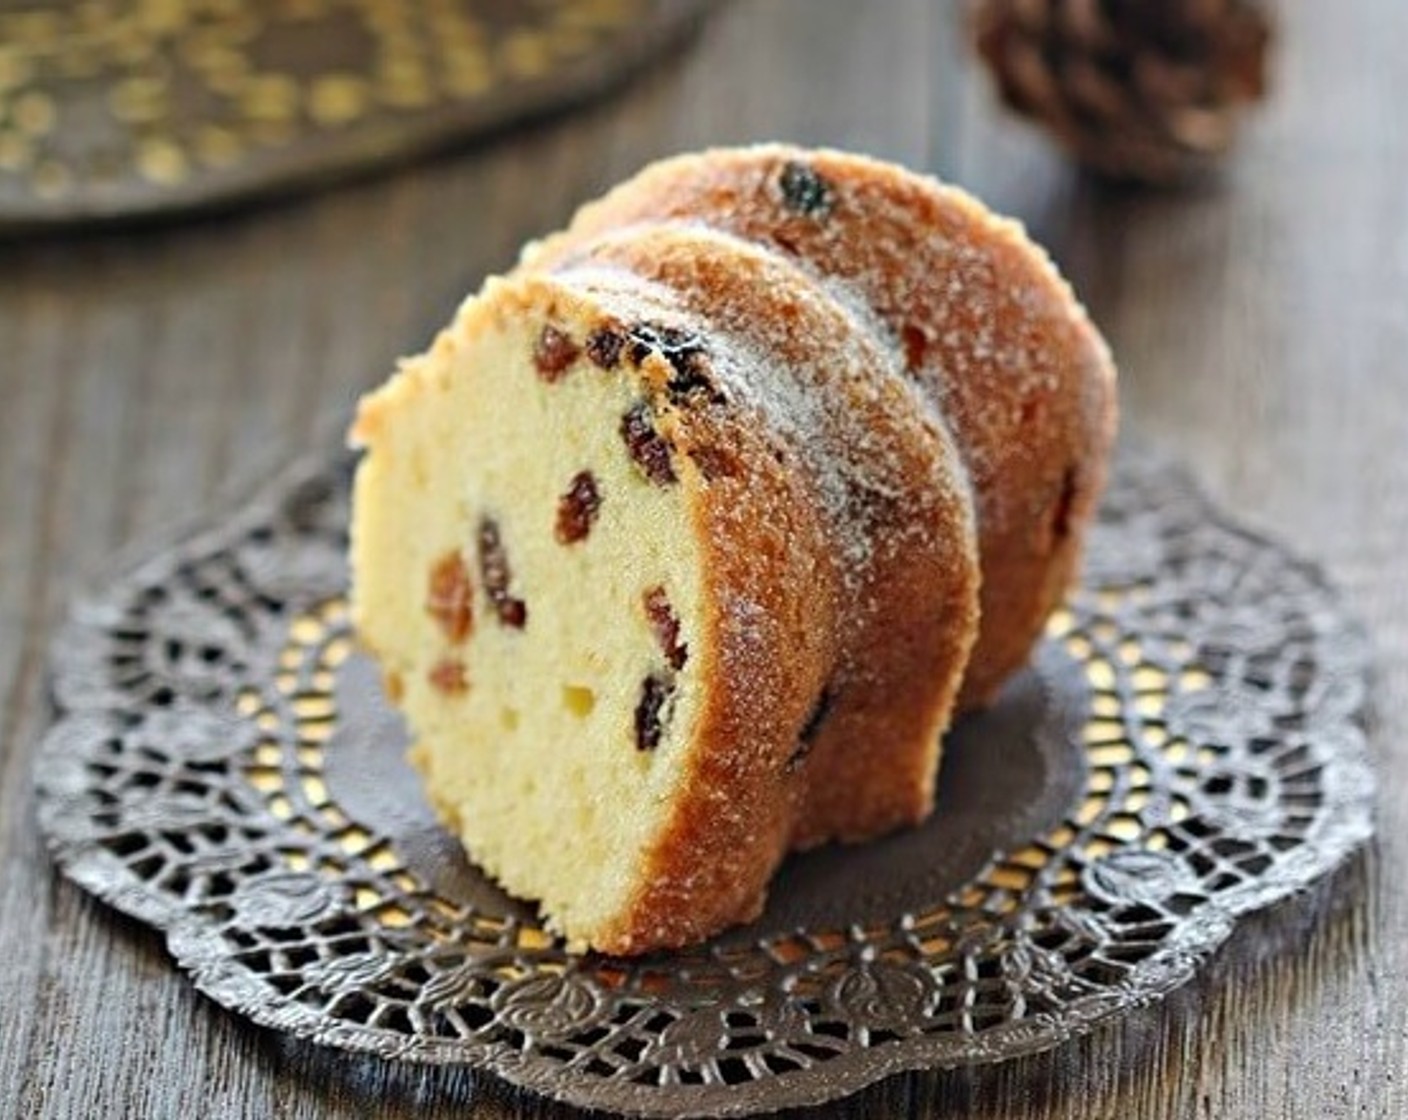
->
349 144 1117 955
551 224 980 847
349 232 978 954
523 144 1118 708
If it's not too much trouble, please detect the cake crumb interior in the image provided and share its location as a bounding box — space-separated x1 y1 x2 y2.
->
352 302 706 937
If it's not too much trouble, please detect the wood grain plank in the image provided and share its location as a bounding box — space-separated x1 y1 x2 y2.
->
0 264 79 1118
2 240 254 1120
637 0 937 165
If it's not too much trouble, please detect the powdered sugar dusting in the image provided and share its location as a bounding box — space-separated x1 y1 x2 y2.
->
555 226 968 600
552 260 873 575
529 143 1116 706
543 220 983 812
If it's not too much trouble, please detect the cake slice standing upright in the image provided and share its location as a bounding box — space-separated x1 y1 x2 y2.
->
349 223 979 954
524 145 1118 708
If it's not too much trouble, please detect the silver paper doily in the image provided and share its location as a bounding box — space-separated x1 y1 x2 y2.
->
35 448 1374 1117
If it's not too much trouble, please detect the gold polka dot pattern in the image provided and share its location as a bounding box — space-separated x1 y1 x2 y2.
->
0 0 707 225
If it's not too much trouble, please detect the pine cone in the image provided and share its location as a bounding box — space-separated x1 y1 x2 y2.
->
973 0 1272 184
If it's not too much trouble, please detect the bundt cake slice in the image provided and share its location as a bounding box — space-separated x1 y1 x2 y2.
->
552 223 980 848
522 144 1119 709
349 236 978 953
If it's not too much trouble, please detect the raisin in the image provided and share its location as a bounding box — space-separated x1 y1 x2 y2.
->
778 160 832 216
624 323 689 367
620 402 676 485
666 363 725 408
901 324 927 373
786 687 835 772
689 445 741 481
478 517 527 629
634 673 675 752
555 470 603 544
643 586 688 670
1051 465 1079 540
426 551 473 644
625 324 722 404
533 325 579 382
585 326 625 370
428 658 469 695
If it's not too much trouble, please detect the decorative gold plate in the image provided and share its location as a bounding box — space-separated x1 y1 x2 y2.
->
0 0 708 229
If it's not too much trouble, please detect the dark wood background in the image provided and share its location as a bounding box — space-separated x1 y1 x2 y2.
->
2 2 1403 1116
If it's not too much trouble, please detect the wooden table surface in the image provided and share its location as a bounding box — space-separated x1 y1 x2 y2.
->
2 2 1403 1116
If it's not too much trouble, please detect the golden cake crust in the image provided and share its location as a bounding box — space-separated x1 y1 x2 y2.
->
524 144 1118 708
554 225 979 949
351 145 1115 955
354 270 841 953
353 254 975 954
